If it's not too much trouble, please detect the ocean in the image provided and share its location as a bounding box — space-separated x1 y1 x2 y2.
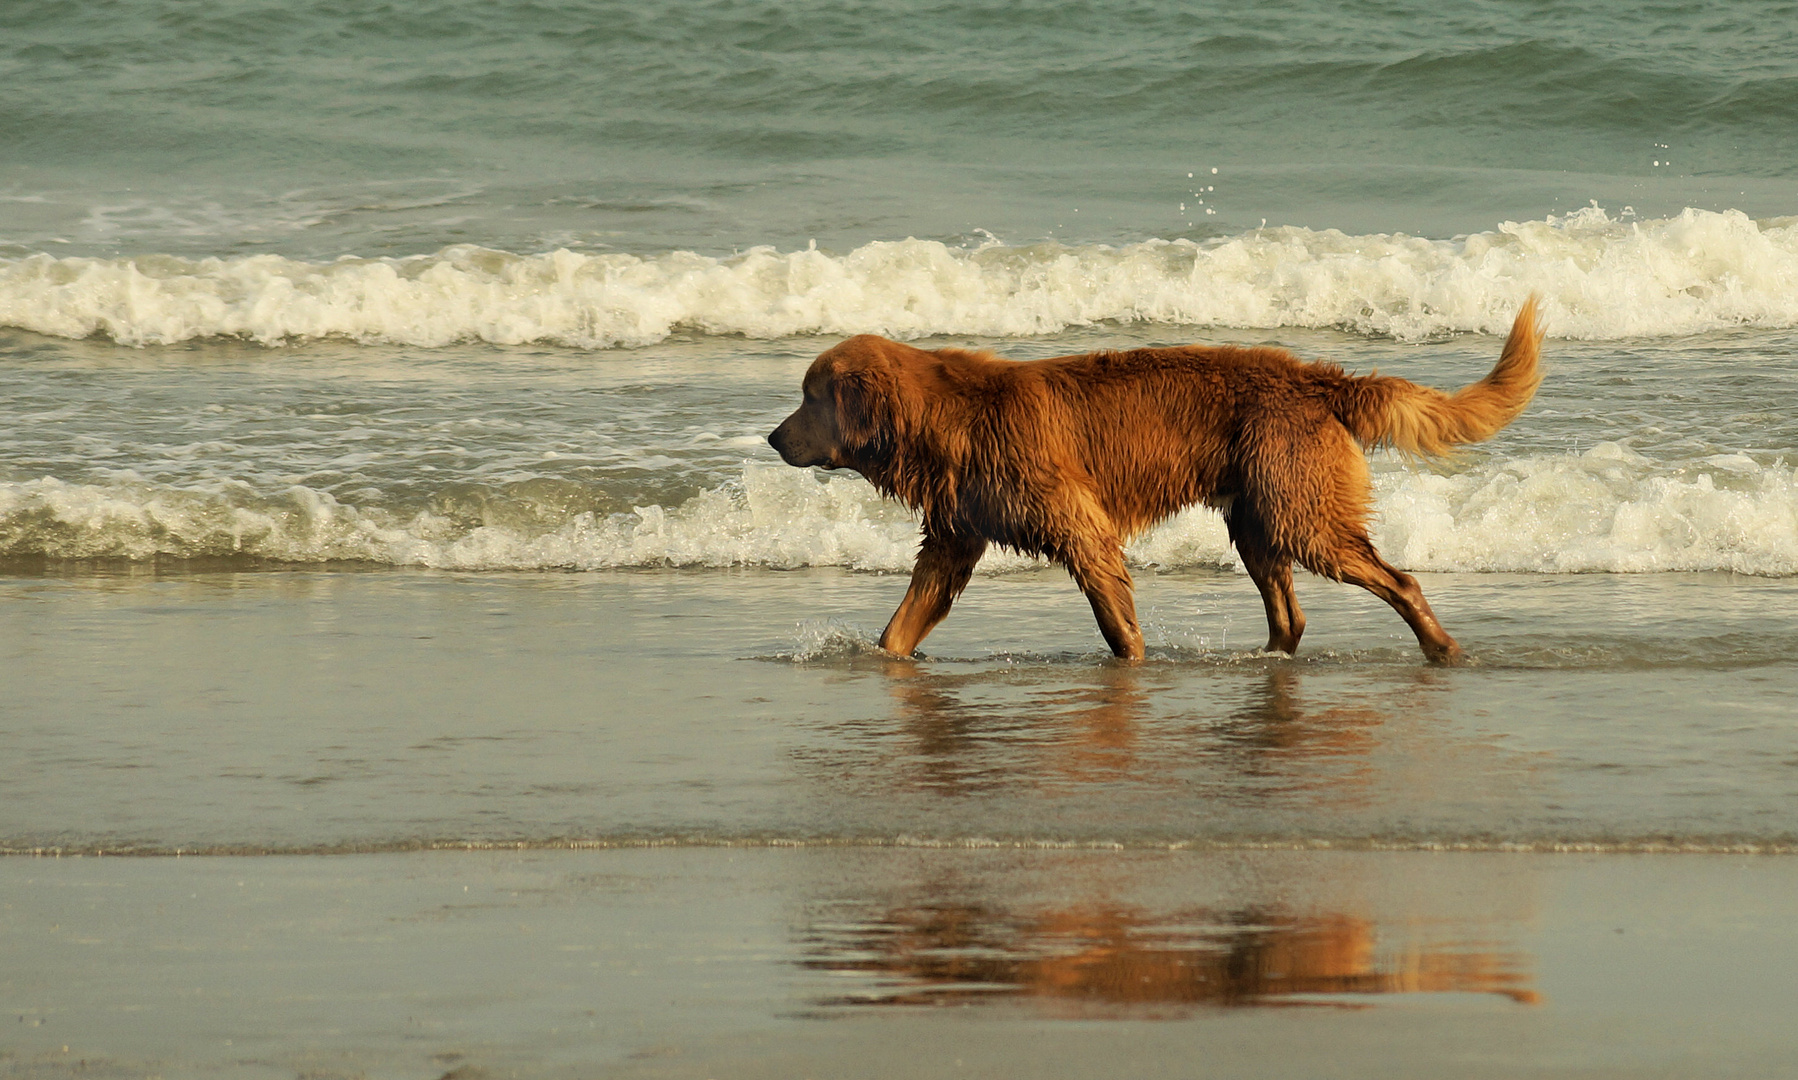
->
4 1 1798 1074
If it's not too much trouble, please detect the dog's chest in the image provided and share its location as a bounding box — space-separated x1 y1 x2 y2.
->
948 474 1059 555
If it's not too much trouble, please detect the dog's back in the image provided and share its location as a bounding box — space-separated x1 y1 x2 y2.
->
1011 300 1543 545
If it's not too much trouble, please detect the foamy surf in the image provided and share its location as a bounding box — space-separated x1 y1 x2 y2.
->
4 446 1795 574
4 207 1797 347
1373 443 1798 574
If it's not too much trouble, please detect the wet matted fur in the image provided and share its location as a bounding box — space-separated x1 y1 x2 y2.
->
768 299 1543 663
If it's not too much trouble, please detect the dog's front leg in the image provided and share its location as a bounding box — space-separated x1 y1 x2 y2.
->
878 531 988 657
1063 537 1146 661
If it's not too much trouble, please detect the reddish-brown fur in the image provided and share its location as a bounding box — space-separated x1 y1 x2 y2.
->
768 298 1543 663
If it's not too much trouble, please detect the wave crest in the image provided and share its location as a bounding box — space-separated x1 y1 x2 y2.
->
5 446 1796 575
4 207 1797 347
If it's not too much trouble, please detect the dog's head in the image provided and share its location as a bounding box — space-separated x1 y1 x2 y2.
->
767 335 903 471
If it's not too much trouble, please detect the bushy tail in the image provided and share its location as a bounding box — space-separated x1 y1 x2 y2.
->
1335 297 1544 456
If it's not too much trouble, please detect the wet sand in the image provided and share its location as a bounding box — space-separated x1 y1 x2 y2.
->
5 848 1798 1078
5 566 1797 1076
4 567 1795 853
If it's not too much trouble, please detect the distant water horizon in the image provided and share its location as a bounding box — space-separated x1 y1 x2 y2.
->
4 0 1797 263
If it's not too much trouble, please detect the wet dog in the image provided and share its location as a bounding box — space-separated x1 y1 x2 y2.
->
769 300 1542 663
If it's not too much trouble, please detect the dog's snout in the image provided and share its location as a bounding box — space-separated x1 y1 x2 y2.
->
769 414 815 466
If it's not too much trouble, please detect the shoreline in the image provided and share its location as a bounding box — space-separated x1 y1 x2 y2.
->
8 839 1798 858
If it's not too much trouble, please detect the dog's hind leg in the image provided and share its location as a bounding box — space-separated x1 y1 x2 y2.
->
1225 508 1306 655
1242 417 1450 661
1331 534 1462 665
1243 549 1306 655
878 531 988 657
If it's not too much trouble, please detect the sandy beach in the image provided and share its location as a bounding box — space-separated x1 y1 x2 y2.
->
7 847 1798 1078
6 567 1798 1076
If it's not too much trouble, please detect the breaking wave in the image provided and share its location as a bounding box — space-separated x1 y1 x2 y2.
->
4 207 1798 348
4 444 1795 575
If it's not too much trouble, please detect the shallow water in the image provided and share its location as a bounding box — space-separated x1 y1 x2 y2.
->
4 324 1796 576
5 567 1794 854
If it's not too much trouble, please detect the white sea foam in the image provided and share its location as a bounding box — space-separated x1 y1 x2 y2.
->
1371 442 1798 575
4 207 1797 347
5 448 1796 575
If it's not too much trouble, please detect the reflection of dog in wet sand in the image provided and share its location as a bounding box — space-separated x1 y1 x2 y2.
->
807 898 1540 1011
769 300 1542 664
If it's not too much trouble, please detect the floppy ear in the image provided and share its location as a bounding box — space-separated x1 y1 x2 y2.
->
831 365 899 457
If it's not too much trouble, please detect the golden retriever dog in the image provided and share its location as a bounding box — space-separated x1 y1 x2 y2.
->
768 299 1542 664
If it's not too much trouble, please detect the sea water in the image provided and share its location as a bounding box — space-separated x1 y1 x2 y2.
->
4 0 1798 1026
